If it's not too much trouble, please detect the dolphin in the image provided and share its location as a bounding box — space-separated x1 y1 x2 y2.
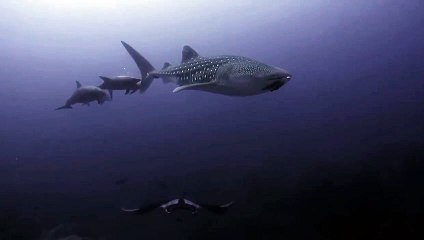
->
121 198 233 215
98 75 141 99
55 81 111 110
121 41 292 96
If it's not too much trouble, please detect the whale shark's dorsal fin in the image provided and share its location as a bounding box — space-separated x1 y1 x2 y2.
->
76 81 82 88
181 45 199 63
162 62 171 69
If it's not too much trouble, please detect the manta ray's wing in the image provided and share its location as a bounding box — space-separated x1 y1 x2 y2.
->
182 199 201 214
121 202 163 215
198 201 234 215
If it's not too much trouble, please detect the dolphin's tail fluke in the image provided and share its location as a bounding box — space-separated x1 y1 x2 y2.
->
98 76 114 99
55 105 72 110
121 41 155 93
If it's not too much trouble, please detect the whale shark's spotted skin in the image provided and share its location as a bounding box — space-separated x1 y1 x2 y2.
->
154 56 274 86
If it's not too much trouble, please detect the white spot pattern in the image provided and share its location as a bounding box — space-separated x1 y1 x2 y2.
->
156 55 274 86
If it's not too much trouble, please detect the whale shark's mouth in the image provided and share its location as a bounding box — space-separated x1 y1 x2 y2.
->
267 77 284 81
267 75 291 81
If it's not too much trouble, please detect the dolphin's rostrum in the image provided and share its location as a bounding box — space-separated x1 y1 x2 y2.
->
121 41 292 96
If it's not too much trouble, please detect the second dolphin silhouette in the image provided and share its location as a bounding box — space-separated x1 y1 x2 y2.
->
98 76 141 99
55 81 110 110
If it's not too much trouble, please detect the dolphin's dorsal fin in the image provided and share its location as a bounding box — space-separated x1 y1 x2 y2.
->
181 45 199 63
162 62 171 69
76 81 82 88
99 76 111 82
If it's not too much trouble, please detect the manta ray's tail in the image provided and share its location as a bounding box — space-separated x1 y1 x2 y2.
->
121 41 155 93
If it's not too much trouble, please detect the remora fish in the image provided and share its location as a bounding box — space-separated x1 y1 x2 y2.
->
121 41 292 96
55 81 110 110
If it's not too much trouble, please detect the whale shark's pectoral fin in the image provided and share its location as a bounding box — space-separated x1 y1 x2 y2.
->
181 46 199 63
55 105 72 110
125 89 130 95
76 81 82 88
173 82 216 93
130 89 137 94
108 90 113 99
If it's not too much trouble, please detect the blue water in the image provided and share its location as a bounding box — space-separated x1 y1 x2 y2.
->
1 1 423 239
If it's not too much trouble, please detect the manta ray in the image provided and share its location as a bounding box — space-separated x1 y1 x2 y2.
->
121 198 233 215
121 41 292 96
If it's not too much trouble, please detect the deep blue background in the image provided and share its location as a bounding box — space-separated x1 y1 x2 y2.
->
0 1 423 239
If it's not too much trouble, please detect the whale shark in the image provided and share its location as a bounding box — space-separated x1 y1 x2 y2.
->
55 81 110 110
98 75 141 99
121 41 292 96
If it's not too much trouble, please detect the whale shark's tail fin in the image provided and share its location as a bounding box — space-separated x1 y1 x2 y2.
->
55 105 72 110
121 41 155 93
